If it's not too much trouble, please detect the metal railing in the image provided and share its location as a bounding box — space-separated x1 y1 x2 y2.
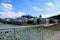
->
0 26 56 40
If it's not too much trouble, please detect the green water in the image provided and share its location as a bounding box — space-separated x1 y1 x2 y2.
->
0 23 55 40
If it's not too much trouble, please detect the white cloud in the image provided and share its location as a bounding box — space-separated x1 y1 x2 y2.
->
16 12 25 17
47 2 54 7
45 1 60 17
0 11 25 18
0 3 25 18
55 11 60 15
32 6 44 11
46 8 50 11
1 3 13 11
41 10 60 18
32 7 40 11
41 14 50 18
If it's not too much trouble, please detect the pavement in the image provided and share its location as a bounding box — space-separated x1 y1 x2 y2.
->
44 31 60 40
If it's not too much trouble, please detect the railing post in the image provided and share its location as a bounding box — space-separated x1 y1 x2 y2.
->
41 26 43 40
14 28 16 40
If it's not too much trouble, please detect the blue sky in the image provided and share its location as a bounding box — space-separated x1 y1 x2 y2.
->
0 0 60 18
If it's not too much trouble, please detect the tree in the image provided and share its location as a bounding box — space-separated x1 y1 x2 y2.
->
57 20 60 23
49 19 55 23
27 20 34 24
39 15 42 18
22 15 34 18
37 18 41 24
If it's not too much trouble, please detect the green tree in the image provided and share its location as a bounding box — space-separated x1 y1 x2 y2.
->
57 20 60 23
22 15 34 18
37 18 41 24
49 19 55 23
27 20 34 24
39 15 42 18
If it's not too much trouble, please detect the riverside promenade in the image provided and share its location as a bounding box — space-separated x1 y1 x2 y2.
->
45 31 60 40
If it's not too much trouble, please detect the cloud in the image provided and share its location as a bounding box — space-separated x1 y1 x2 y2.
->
32 7 40 11
47 2 54 7
0 11 25 18
41 14 51 18
45 1 60 17
41 10 60 18
46 8 50 11
0 3 25 18
1 3 13 11
32 6 43 11
1 3 12 8
55 10 60 15
16 12 25 17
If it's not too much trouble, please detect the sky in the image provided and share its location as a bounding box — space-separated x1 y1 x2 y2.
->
0 0 60 18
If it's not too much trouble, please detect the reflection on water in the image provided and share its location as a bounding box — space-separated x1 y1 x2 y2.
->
0 24 55 40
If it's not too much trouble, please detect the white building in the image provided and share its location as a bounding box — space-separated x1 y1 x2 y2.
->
40 18 49 24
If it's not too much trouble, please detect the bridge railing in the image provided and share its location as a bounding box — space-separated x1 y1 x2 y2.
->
0 26 56 40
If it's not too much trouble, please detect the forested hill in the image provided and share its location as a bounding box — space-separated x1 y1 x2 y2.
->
49 15 60 19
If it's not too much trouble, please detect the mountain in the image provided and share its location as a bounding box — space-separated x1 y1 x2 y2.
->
49 15 60 20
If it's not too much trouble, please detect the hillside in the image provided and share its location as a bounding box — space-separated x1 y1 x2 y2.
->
50 15 60 19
